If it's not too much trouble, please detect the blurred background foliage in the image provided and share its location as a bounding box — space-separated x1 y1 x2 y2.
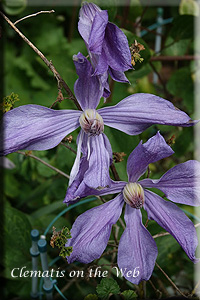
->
1 0 200 299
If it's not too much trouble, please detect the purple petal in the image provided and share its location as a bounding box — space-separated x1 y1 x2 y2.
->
99 71 111 99
73 53 103 110
93 48 108 76
64 173 126 205
127 132 174 182
64 132 120 205
88 11 108 55
78 2 101 44
102 133 113 164
144 190 199 263
68 130 84 186
0 105 81 156
98 93 198 135
109 68 130 84
64 155 89 205
140 160 200 206
66 194 124 263
102 22 132 72
83 133 112 189
118 205 158 284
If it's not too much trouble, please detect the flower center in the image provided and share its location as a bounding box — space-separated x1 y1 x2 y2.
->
123 182 145 209
79 109 104 136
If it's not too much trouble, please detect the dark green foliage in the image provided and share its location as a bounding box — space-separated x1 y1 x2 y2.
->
96 278 120 299
2 1 197 299
121 290 137 300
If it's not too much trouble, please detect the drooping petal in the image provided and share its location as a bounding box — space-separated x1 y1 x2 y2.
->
88 11 108 55
64 131 120 205
144 190 199 263
102 22 132 72
78 2 101 44
126 132 174 182
73 53 103 110
89 53 111 98
68 130 84 186
98 93 198 135
83 133 112 189
0 105 81 156
64 170 126 205
93 48 108 76
140 160 200 206
109 67 130 84
102 133 113 165
64 155 89 205
66 194 124 263
101 72 111 98
118 205 158 284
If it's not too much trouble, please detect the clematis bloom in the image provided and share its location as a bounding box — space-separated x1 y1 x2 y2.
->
0 53 198 190
66 132 200 284
78 2 133 97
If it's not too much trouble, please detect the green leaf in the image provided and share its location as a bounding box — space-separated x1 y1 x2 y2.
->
31 200 64 218
166 67 194 112
179 0 200 17
170 15 194 40
96 278 120 299
1 202 32 279
84 294 98 300
163 37 191 56
121 290 138 299
14 56 50 90
156 235 180 267
36 157 57 178
4 173 20 198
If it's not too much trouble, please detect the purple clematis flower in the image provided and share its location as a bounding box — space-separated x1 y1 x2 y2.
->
66 132 200 284
0 53 197 190
78 2 133 97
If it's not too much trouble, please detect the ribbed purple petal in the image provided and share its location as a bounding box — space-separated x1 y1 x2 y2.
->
64 173 126 205
66 194 124 263
64 131 118 205
118 205 158 284
83 133 112 189
126 132 174 182
109 68 130 84
98 93 198 135
102 22 132 72
89 53 111 98
64 155 88 205
88 11 108 55
144 190 199 263
68 130 84 186
140 160 200 206
0 105 81 156
93 48 108 76
73 53 103 110
78 2 101 44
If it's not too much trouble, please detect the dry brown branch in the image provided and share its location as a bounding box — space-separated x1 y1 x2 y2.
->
14 10 55 25
155 262 188 298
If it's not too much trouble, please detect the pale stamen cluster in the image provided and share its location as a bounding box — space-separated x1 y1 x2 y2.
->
79 109 104 136
123 182 145 209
